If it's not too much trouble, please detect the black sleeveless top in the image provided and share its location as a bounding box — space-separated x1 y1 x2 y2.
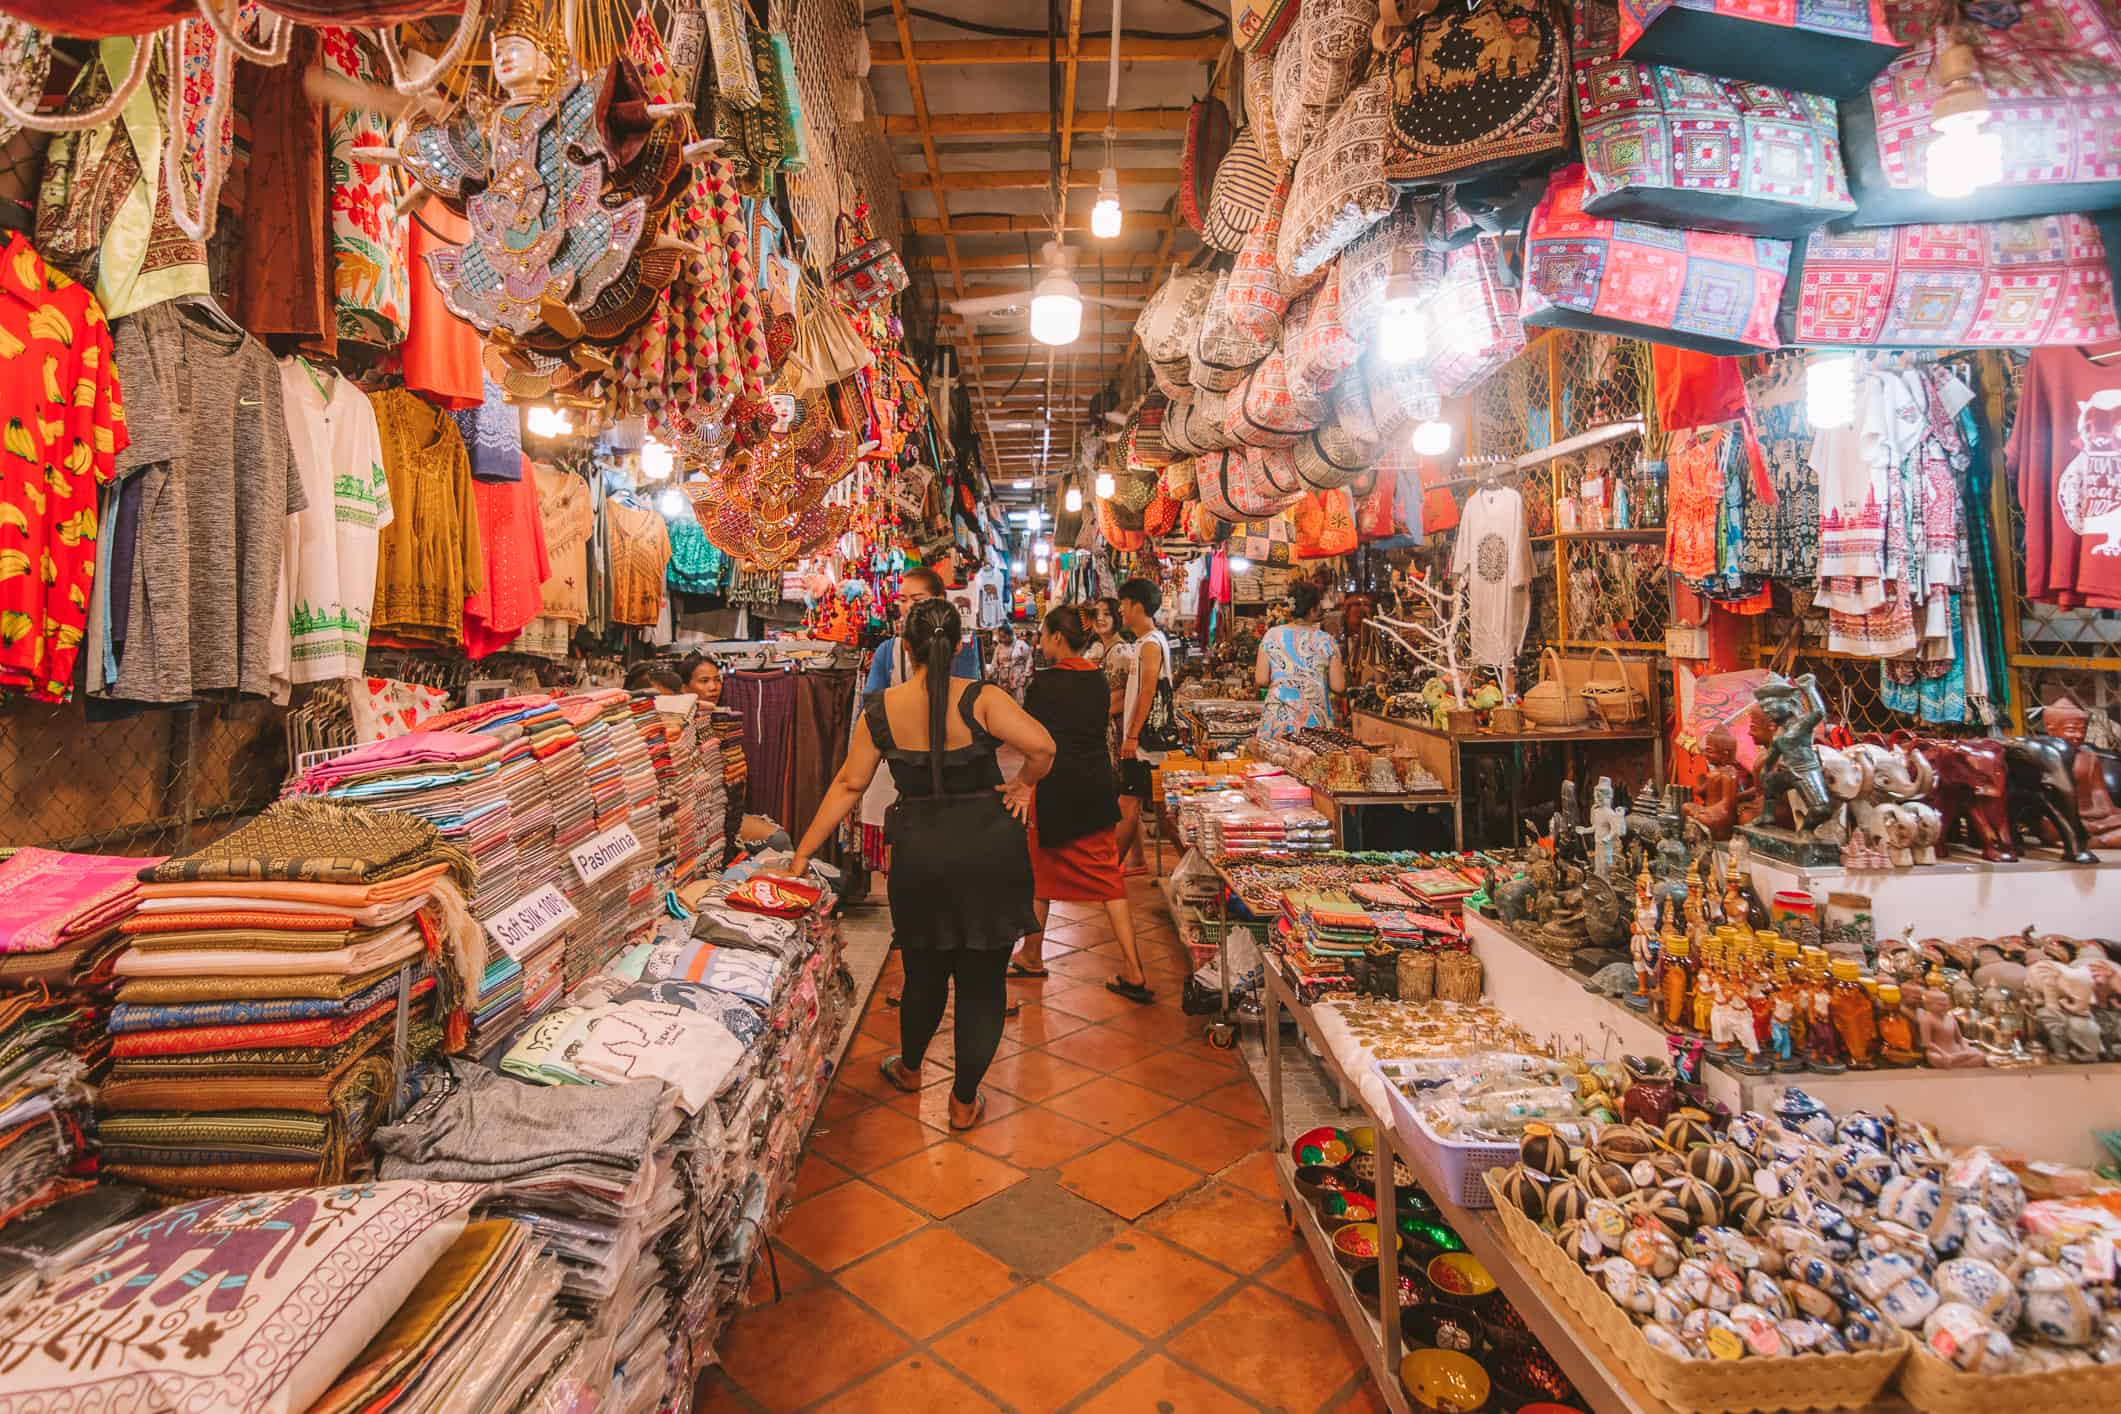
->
864 682 1006 797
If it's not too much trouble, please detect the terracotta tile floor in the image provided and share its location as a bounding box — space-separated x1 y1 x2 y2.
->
701 878 1376 1413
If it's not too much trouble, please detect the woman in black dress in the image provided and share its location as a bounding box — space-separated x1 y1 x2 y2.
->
787 598 1055 1129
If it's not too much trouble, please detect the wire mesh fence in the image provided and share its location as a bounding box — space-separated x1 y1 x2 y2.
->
0 698 286 858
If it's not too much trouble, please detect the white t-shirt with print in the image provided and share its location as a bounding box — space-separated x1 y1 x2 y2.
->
1450 486 1532 668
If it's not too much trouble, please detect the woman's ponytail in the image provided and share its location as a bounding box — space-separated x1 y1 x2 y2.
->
903 597 963 797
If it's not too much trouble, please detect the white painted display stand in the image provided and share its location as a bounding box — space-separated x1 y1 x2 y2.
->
1740 848 2121 942
1465 912 2116 1167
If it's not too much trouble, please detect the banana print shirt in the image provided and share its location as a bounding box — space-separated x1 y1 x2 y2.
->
0 234 127 703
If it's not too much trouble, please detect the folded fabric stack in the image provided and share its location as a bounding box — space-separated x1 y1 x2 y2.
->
306 1216 573 1414
1397 865 1481 912
553 693 649 986
98 800 475 1198
1371 908 1464 953
0 848 163 1225
1201 799 1290 856
1243 766 1314 812
597 691 666 950
672 699 727 879
634 694 685 885
1281 890 1379 980
706 708 747 862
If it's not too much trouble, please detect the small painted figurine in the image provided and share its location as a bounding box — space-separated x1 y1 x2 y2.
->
1590 776 1626 878
1752 673 1835 837
1628 868 1658 1007
1685 726 1747 841
1770 992 1797 1065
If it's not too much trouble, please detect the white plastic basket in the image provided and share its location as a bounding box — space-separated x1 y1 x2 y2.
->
1375 1059 1520 1210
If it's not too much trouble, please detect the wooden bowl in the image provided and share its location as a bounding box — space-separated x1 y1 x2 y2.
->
1318 1188 1378 1227
1398 1347 1491 1414
1293 1163 1355 1205
1425 1252 1498 1309
1353 1262 1427 1311
1331 1220 1397 1272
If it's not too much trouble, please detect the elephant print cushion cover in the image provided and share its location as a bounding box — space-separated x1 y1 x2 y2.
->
0 1180 480 1413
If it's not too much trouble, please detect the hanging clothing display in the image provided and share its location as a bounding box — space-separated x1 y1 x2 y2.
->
723 668 795 818
107 303 301 704
230 29 331 353
275 358 389 695
1450 485 1532 668
449 380 524 483
788 669 859 866
606 501 672 627
462 457 551 659
320 28 408 350
0 233 126 703
1739 358 1820 582
401 208 483 411
368 388 480 648
2011 345 2121 610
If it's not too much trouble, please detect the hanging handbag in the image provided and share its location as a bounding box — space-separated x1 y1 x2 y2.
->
1522 164 1790 355
1427 237 1527 396
1384 0 1571 191
1279 72 1396 279
1226 350 1328 448
1245 44 1284 167
1231 0 1301 54
1294 488 1359 558
1180 97 1234 237
1613 0 1900 98
1139 668 1181 753
1572 0 1855 239
1192 270 1275 393
1282 278 1360 402
1782 214 2121 349
828 211 909 311
1336 207 1429 343
1198 448 1245 521
786 270 875 393
1839 0 2121 228
1202 126 1281 254
1227 173 1304 342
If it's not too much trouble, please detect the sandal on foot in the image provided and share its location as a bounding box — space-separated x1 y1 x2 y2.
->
1007 962 1049 978
948 1092 989 1131
877 1055 922 1093
1106 976 1155 1004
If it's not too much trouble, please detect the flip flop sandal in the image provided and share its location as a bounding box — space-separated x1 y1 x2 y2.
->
878 1055 923 1093
1007 962 1049 978
949 1092 989 1130
1106 977 1155 1005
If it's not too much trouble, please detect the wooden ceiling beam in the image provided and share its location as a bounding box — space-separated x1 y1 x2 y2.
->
869 37 1221 65
896 167 1177 192
909 210 1182 235
951 248 1158 271
881 108 1188 138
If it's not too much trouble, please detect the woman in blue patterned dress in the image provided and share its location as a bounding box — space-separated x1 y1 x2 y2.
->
1254 582 1344 739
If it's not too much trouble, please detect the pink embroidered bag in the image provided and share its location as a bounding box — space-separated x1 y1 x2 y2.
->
1282 279 1360 402
1225 350 1328 449
1228 173 1302 342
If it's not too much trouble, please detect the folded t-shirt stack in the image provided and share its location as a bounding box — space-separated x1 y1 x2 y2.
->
98 799 476 1198
0 848 163 1225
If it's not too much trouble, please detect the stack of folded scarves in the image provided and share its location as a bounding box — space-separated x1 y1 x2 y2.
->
589 689 665 950
0 848 162 1226
373 1058 695 1408
551 692 656 985
706 708 746 864
97 799 475 1199
680 706 728 876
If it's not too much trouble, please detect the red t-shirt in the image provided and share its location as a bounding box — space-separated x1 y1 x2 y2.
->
2011 346 2121 610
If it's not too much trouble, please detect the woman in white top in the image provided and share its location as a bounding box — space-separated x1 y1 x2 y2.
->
1114 578 1169 876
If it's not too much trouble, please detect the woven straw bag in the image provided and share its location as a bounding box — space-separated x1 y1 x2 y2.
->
1523 647 1588 727
1583 646 1645 724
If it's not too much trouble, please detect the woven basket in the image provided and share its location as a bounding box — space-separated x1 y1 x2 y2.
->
1482 1171 1909 1413
1523 647 1587 727
1898 1345 2121 1414
1582 646 1646 725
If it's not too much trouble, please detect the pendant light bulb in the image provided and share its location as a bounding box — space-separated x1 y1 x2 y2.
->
1090 167 1123 239
656 486 688 518
1925 36 2000 199
1410 419 1453 458
1806 354 1858 431
640 439 675 482
526 404 574 439
1035 556 1050 576
1034 537 1052 556
1094 470 1116 499
1065 484 1084 513
1011 557 1026 574
1029 242 1082 346
1377 250 1428 365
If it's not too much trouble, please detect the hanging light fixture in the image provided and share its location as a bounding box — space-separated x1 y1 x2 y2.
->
1034 537 1052 556
656 485 689 518
1806 354 1858 430
1030 241 1082 347
639 439 675 481
526 405 574 439
1035 555 1051 576
1410 419 1453 457
1065 482 1084 513
1091 165 1122 240
1011 556 1026 574
1377 248 1428 365
1094 468 1116 499
1229 555 1253 573
1926 31 2001 199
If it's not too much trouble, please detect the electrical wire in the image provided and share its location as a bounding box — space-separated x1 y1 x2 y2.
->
859 5 1221 40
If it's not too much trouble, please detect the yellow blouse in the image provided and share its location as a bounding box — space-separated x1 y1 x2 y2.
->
369 388 483 645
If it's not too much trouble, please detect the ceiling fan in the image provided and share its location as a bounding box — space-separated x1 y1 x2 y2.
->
947 241 1143 344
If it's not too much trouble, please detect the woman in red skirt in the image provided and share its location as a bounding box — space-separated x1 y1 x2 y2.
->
1001 607 1154 1001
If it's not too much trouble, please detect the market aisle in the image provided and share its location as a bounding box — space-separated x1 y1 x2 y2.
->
699 876 1385 1413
